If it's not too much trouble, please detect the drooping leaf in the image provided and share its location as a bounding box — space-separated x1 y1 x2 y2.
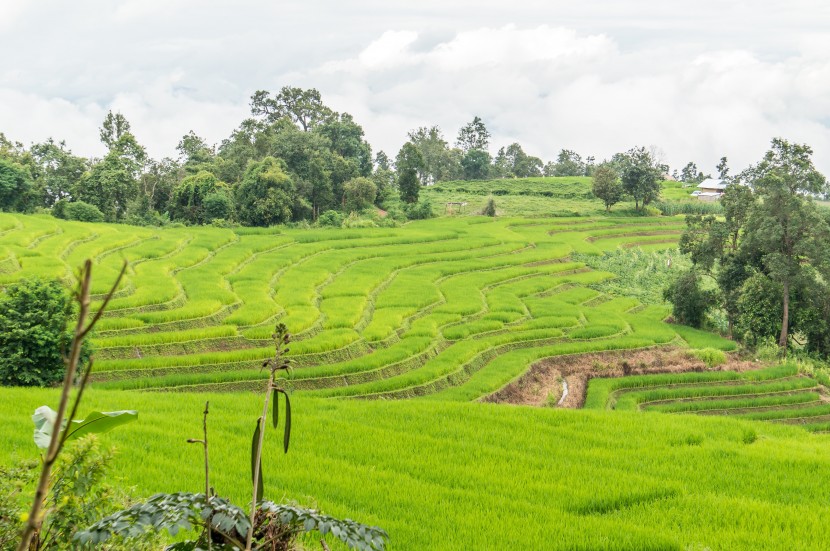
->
278 392 280 428
32 406 137 450
251 418 264 502
259 501 389 551
283 391 291 454
64 410 138 441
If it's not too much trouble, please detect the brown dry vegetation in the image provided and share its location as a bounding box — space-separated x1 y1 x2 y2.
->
484 347 761 409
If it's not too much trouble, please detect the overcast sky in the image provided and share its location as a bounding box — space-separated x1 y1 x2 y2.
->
2 0 830 174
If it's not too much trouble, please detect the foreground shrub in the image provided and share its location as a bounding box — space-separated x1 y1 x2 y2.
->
0 278 90 387
0 435 157 550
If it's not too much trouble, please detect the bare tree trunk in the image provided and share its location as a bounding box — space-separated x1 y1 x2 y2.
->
779 278 790 351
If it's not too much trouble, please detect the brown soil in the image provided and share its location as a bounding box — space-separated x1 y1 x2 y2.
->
483 347 761 409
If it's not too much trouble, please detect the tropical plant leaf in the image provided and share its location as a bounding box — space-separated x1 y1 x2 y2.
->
259 501 389 551
283 391 291 454
251 418 264 502
278 392 280 428
32 406 137 450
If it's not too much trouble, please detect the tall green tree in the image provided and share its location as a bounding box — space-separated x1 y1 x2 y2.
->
30 139 87 207
591 164 622 212
250 87 334 131
740 138 829 348
461 149 491 180
0 158 34 212
176 131 215 174
342 177 377 212
398 169 420 204
406 126 461 184
74 152 137 221
372 151 396 202
716 156 730 179
619 147 661 211
500 143 542 178
316 112 373 177
549 149 586 177
396 144 423 204
455 116 490 153
169 170 232 224
235 157 298 226
679 162 706 184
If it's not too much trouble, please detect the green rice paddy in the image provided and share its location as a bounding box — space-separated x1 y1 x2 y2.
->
0 211 709 400
2 199 830 550
585 363 830 431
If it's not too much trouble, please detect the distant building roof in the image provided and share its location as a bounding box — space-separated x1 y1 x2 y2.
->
697 178 728 191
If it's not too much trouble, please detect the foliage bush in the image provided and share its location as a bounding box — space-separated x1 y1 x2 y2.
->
664 269 715 328
404 198 434 220
737 272 784 345
0 435 158 550
342 212 378 228
316 209 344 227
51 198 68 219
0 278 90 387
64 201 105 222
203 190 235 222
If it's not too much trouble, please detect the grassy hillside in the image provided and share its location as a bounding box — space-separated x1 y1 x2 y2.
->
0 212 728 399
422 176 706 217
2 388 830 550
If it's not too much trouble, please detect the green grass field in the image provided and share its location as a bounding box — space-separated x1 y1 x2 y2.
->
3 388 830 550
2 178 829 550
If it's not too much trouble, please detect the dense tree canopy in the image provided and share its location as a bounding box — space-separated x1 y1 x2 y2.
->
235 156 299 226
671 138 830 356
591 164 622 212
0 158 33 212
0 278 89 387
618 147 662 211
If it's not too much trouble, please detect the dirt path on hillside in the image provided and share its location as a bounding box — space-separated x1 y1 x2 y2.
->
483 347 761 409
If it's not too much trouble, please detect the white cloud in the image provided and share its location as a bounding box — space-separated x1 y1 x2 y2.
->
1 3 829 175
0 0 28 30
358 31 419 69
308 25 830 175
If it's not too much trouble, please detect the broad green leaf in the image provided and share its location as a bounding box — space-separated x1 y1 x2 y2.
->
32 406 137 450
64 410 138 441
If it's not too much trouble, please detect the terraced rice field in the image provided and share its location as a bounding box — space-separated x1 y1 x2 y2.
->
5 212 830 550
585 363 830 432
0 212 727 401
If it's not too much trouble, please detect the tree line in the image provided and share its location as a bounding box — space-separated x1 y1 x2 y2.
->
665 138 830 356
0 86 628 227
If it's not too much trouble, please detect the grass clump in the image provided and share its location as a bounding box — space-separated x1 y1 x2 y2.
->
690 347 727 368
